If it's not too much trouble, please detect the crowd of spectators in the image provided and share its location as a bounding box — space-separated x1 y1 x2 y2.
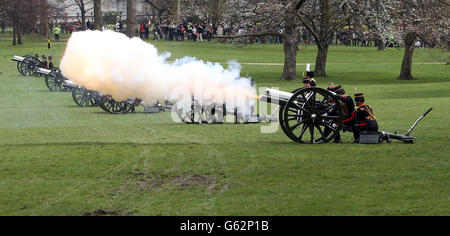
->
28 17 444 49
135 20 285 44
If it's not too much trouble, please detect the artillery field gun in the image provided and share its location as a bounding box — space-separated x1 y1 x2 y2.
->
11 55 41 77
10 56 431 144
12 55 70 92
259 87 432 144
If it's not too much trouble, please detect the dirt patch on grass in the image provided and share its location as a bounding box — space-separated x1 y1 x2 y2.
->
82 209 132 216
130 172 228 192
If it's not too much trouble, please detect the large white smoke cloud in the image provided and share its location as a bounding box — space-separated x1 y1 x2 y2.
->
60 30 256 111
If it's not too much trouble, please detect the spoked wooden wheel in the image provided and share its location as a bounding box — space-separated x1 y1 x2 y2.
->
279 88 302 140
72 87 98 107
173 98 204 124
97 95 129 114
202 104 225 124
23 56 41 77
282 87 343 144
45 69 67 92
17 55 31 76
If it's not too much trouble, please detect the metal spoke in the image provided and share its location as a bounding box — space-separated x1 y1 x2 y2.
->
309 124 315 143
315 123 325 140
288 108 300 114
293 103 310 114
319 120 337 131
318 104 336 115
289 119 307 131
311 91 316 109
298 123 308 140
300 93 311 109
319 94 329 109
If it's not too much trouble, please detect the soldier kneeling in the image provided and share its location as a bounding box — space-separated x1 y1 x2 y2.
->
353 93 378 143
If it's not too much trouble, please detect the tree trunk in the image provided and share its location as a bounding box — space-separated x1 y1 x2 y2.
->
313 0 330 77
152 8 156 22
280 8 298 81
126 0 137 37
398 32 417 80
168 0 179 23
212 0 225 23
12 25 16 46
94 0 103 30
281 35 298 81
39 0 49 38
377 37 385 51
81 12 86 31
17 26 23 45
314 42 329 77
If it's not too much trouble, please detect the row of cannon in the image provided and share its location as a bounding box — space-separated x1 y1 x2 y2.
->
11 54 345 143
11 55 265 124
12 55 427 144
12 55 164 114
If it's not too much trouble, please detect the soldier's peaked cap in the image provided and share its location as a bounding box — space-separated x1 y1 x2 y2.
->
334 85 345 94
354 93 365 102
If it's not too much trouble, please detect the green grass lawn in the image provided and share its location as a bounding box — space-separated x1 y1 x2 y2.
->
0 38 449 216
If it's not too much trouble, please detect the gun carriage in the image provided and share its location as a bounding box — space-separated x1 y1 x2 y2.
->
35 67 71 92
12 55 70 93
63 81 99 108
260 87 344 144
11 55 41 77
44 68 71 92
62 80 165 114
172 87 343 143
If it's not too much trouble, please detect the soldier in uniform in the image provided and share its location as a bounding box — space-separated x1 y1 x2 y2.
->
48 56 54 69
324 85 356 143
303 77 312 87
352 93 378 143
40 55 48 69
334 85 356 126
303 64 316 87
306 71 316 87
302 72 316 88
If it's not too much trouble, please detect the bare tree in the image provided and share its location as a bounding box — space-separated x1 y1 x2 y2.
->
183 0 216 22
364 0 395 51
143 0 170 23
394 0 449 80
167 0 180 23
68 0 93 30
39 0 49 38
221 0 307 81
297 0 368 77
0 0 39 45
212 0 226 23
126 0 137 37
93 0 102 30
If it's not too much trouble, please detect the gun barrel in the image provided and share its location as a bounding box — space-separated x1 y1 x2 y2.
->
62 80 79 89
11 55 25 62
259 88 293 105
36 68 51 75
